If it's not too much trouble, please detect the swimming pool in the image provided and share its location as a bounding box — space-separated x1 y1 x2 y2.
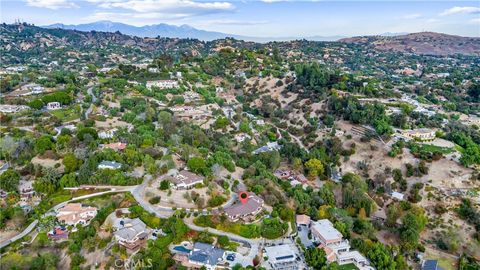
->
173 245 191 253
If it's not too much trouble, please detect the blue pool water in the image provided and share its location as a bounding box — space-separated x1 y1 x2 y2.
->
173 246 191 253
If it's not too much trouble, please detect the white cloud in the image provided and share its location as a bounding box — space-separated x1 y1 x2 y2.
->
470 18 480 24
85 11 190 23
206 19 270 25
402 13 422 20
440 6 480 16
26 0 78 9
98 0 234 14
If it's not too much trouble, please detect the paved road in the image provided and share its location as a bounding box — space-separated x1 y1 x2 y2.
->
0 220 39 249
84 86 97 118
273 123 310 153
0 186 133 249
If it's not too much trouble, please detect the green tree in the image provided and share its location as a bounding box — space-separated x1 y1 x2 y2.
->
187 157 207 173
0 168 20 192
305 247 327 269
35 135 54 154
62 153 79 173
305 158 324 178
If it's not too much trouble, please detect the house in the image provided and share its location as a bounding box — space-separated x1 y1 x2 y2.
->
98 161 122 170
18 180 35 200
221 106 235 119
422 260 443 270
172 106 210 121
98 129 117 139
183 91 202 103
264 244 297 270
311 219 372 269
46 102 61 110
99 67 113 73
102 142 127 151
402 128 436 141
188 242 225 270
54 124 76 136
224 192 264 222
47 226 69 240
337 250 371 268
24 83 44 94
391 191 405 201
146 80 178 89
274 170 292 180
296 214 311 227
0 161 10 174
0 105 29 113
311 219 345 247
56 203 98 227
252 141 282 155
234 133 251 143
113 218 150 250
167 170 204 189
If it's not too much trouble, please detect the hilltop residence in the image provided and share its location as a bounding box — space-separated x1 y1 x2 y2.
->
224 192 264 222
401 128 436 141
113 218 150 250
264 244 297 270
56 203 98 227
167 170 204 189
47 102 61 110
188 242 226 270
146 80 178 89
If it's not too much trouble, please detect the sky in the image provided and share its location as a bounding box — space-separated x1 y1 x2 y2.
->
1 0 479 37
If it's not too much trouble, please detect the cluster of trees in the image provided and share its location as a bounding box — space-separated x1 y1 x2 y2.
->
293 63 341 97
448 131 480 166
329 96 392 136
29 91 73 109
457 199 480 240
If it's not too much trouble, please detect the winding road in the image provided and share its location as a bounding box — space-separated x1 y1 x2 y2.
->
0 186 134 249
3 176 293 267
84 86 97 119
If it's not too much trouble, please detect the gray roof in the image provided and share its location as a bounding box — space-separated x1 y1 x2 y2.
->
423 260 443 270
189 242 225 266
99 160 122 169
113 218 148 241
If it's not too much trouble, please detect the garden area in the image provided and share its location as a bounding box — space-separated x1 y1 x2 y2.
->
49 104 81 121
193 214 287 239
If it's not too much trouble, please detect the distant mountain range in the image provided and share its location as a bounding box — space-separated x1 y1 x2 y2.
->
44 21 347 42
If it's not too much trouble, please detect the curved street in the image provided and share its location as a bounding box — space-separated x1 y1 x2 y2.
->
0 186 134 249
84 86 97 119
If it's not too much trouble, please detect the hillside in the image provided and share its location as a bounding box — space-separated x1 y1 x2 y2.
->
340 32 480 56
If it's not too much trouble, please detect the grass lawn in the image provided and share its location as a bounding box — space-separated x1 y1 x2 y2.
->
338 263 359 270
418 143 454 154
50 104 81 121
409 142 454 154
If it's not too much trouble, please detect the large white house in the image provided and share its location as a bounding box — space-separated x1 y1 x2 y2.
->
264 244 297 270
167 170 204 189
311 219 373 269
56 203 97 227
47 102 61 110
146 80 178 89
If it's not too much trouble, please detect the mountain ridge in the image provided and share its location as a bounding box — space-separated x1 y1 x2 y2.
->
43 20 346 42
